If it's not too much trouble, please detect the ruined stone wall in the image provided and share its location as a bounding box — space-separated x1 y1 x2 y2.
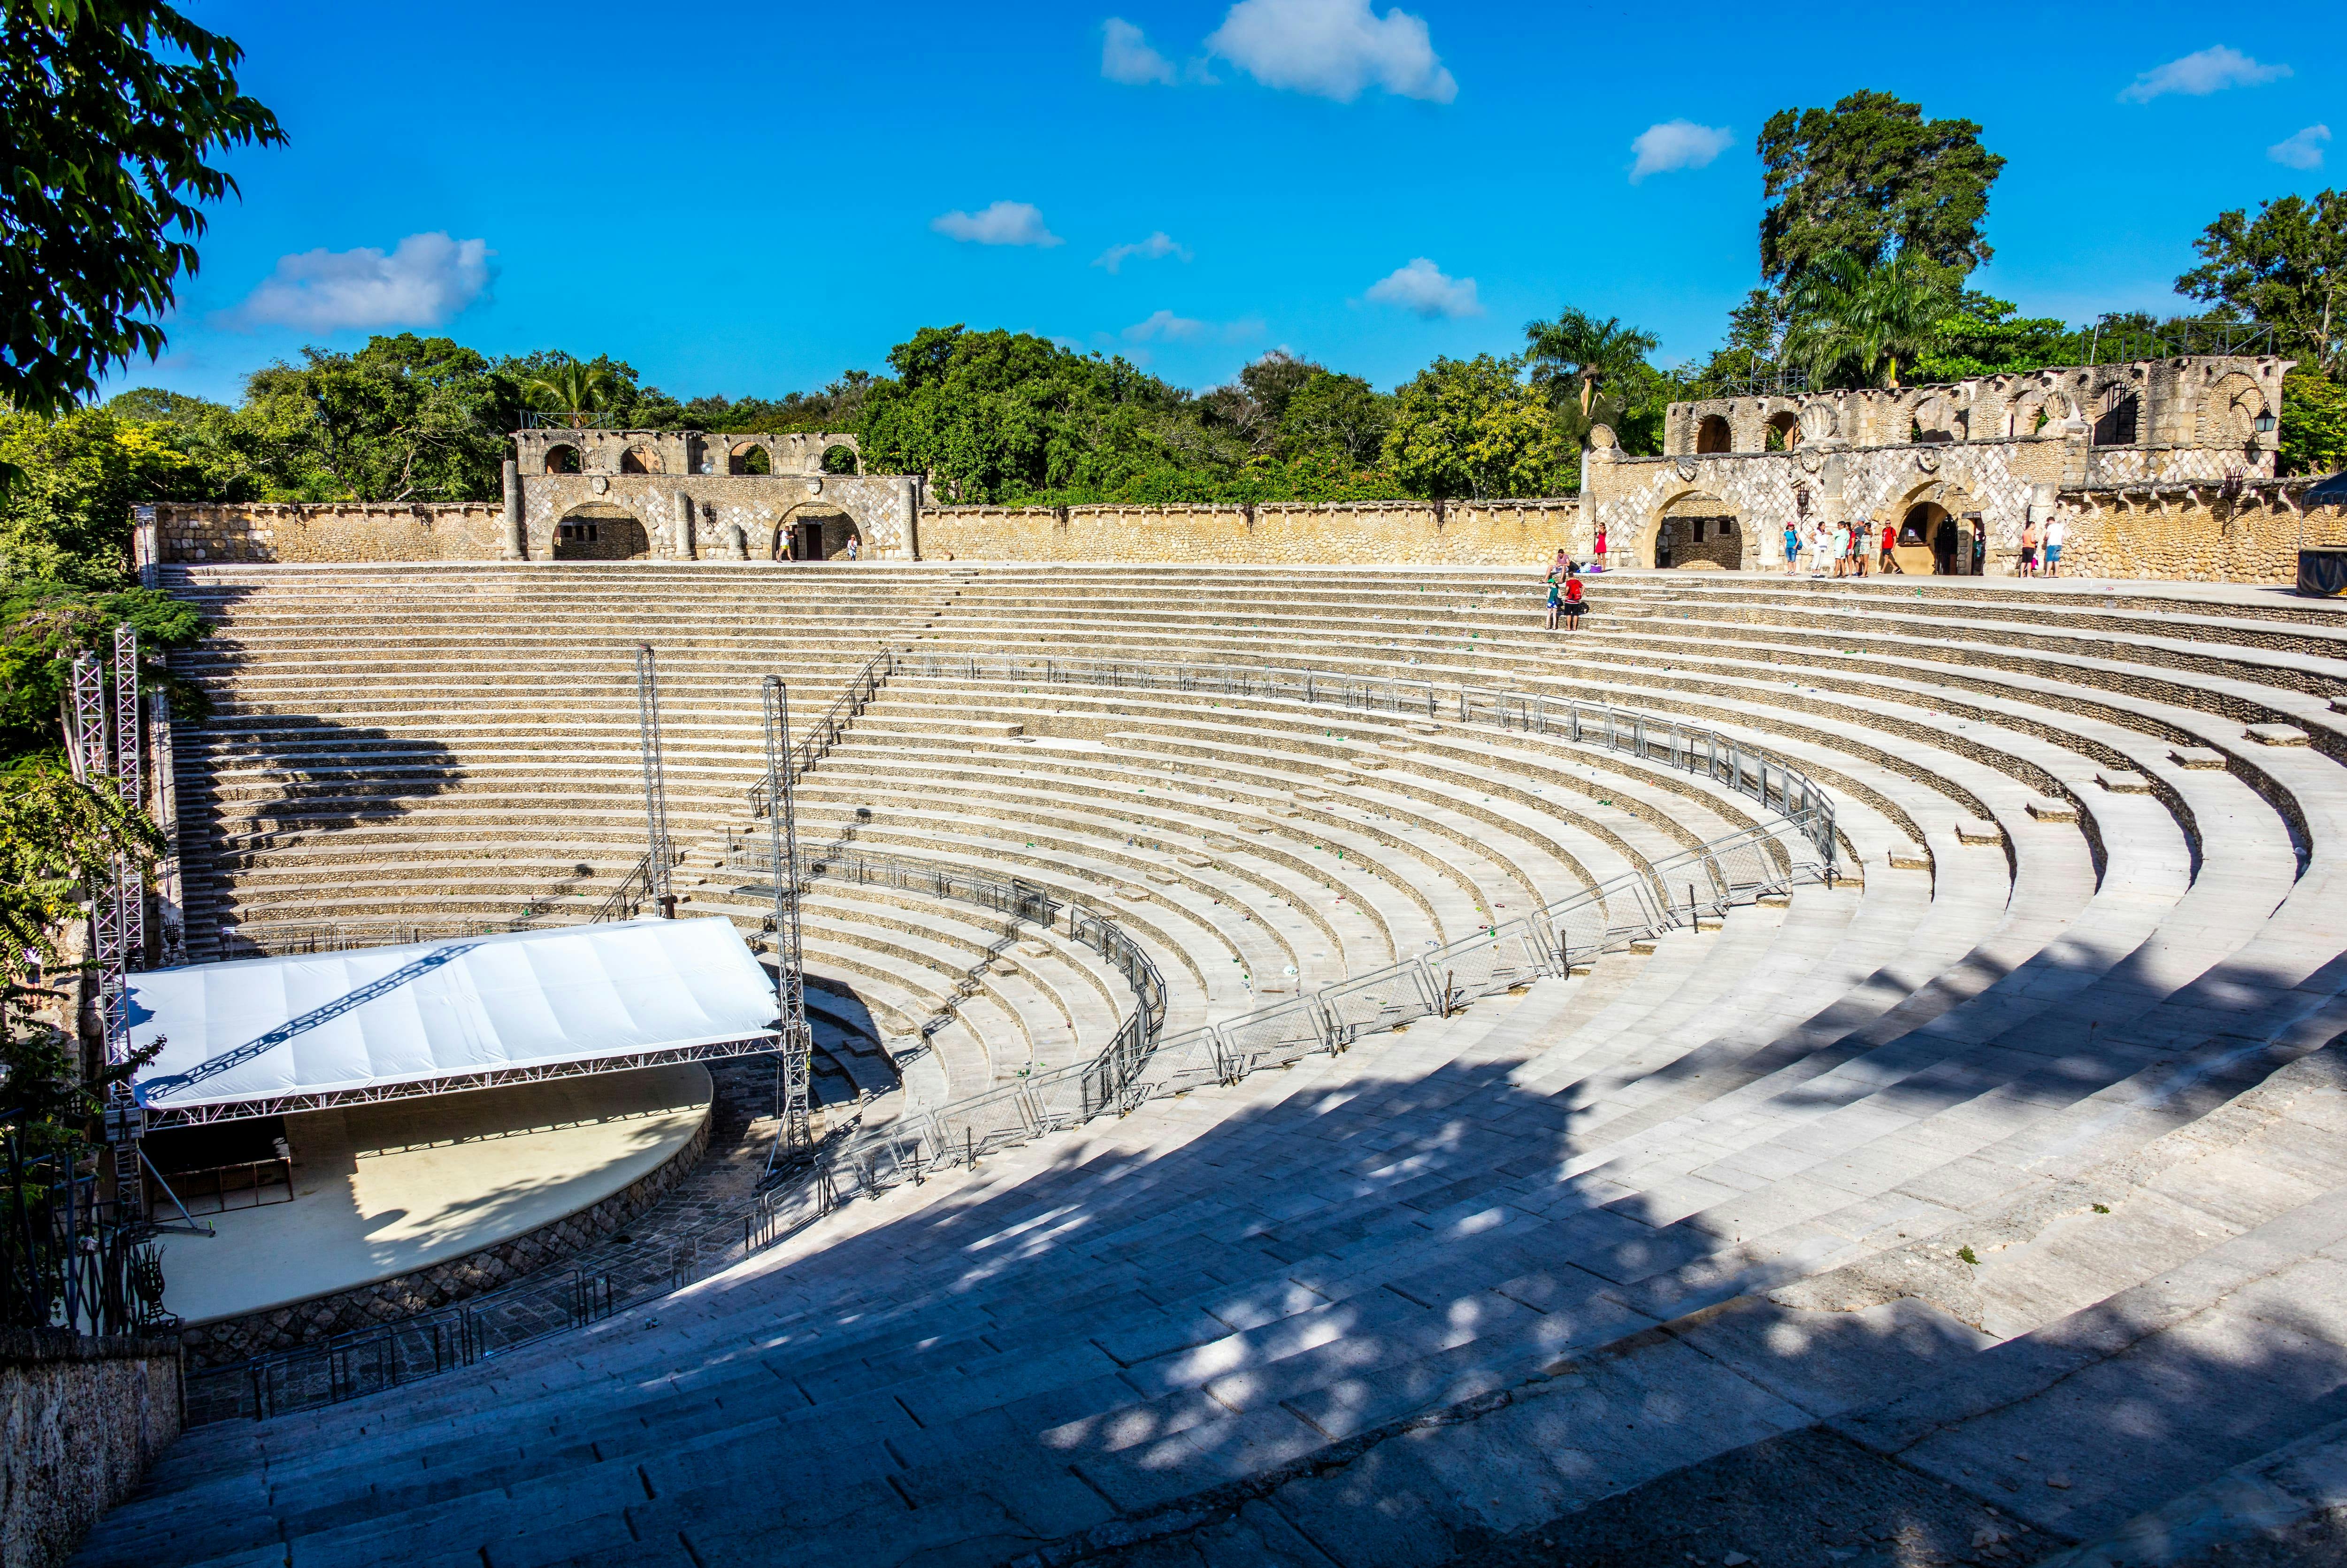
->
2054 489 2347 582
522 472 917 560
916 498 1581 565
0 1330 182 1568
152 503 506 564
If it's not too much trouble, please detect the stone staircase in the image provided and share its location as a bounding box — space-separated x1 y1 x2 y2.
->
92 561 2347 1568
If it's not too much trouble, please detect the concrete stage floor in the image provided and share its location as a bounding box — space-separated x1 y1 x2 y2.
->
157 1063 712 1325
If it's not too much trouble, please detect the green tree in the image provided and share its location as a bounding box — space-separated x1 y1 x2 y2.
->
2280 371 2347 475
1784 251 1963 389
0 577 208 761
1383 355 1569 500
1522 309 1660 419
1276 370 1391 466
1 0 284 414
238 334 512 502
1909 293 2087 382
2177 190 2347 379
0 406 207 583
1758 90 2005 289
519 357 621 426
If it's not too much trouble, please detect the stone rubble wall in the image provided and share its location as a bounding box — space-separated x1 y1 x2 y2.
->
0 1330 182 1568
152 502 506 564
2056 491 2347 582
176 1098 712 1367
916 498 1582 565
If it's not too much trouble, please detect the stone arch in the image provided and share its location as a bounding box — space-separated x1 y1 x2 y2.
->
770 501 860 562
820 443 859 475
619 444 662 475
1695 415 1732 454
553 503 651 561
1764 411 1801 451
2197 372 2266 451
729 440 774 476
543 443 582 475
2009 388 2074 437
1639 485 1740 569
1889 479 1972 574
1911 395 1963 444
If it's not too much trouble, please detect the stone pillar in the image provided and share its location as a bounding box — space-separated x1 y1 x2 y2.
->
672 490 696 560
500 460 524 559
898 476 921 560
726 522 749 561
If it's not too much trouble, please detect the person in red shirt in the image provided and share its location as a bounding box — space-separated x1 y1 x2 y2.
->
1880 520 1902 574
1562 570 1586 631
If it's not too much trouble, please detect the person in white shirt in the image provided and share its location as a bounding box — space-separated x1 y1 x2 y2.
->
2042 516 2066 578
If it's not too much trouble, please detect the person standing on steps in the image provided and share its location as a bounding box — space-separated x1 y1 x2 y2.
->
1809 521 1832 577
1562 568 1586 631
845 535 861 561
1545 567 1564 630
2043 513 2065 578
1592 523 1608 573
1783 520 1801 577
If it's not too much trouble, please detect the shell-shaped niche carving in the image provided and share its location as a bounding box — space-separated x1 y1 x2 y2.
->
1798 404 1836 443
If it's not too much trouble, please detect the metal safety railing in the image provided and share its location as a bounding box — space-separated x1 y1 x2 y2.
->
749 650 894 819
887 650 1837 869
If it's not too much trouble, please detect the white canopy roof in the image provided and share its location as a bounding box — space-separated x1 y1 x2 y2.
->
131 918 782 1121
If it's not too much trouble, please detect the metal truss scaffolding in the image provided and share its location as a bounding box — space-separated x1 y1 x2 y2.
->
634 644 675 916
762 676 813 1160
70 630 147 1221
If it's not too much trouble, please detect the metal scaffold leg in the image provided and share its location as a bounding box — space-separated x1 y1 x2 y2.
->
763 676 812 1162
636 644 675 917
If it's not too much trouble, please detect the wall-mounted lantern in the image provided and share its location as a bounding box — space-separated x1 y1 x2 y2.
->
2254 410 2278 436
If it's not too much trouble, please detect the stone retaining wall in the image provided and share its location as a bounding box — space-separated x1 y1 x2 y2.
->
177 1099 713 1367
917 498 1581 564
0 1330 182 1568
2055 491 2347 583
149 502 506 564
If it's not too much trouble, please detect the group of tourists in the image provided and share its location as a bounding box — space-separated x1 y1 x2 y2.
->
2018 514 2065 577
1781 519 1904 579
1544 549 1587 631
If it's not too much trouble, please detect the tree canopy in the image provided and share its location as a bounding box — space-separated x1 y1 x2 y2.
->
0 0 284 415
1757 90 2005 289
2177 189 2347 380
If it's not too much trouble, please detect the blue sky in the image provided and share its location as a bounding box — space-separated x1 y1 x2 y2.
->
122 0 2340 405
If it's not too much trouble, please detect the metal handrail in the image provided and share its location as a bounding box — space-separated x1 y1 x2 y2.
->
886 650 1837 870
749 650 894 818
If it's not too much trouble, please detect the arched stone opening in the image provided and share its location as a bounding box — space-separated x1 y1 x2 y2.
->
543 444 582 475
1764 412 1801 452
620 444 662 475
771 504 859 562
1912 395 1963 444
729 441 773 476
553 504 651 561
2092 386 2140 447
1652 491 1741 570
1695 415 1732 454
1896 500 1964 575
820 444 859 475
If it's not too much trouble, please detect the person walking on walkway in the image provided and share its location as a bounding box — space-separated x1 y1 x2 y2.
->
1852 520 1870 578
2020 517 2042 577
2043 514 2066 578
1932 516 1956 576
1880 520 1902 574
1783 520 1801 576
1809 523 1832 578
1562 570 1586 631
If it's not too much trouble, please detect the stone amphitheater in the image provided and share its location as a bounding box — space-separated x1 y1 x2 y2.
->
87 559 2347 1568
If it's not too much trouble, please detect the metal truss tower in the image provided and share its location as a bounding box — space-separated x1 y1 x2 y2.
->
762 676 813 1156
635 644 674 916
70 631 148 1222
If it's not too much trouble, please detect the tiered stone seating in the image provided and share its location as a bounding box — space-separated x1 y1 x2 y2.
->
98 561 2347 1568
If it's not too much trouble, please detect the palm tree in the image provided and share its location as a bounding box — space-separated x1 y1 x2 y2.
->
520 359 618 427
1523 309 1660 420
1783 252 1960 389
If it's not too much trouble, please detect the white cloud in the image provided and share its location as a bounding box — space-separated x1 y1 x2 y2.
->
1363 257 1481 319
1122 310 1264 344
1629 120 1733 183
1102 18 1176 84
2120 45 2290 103
230 232 491 332
930 201 1064 247
1206 0 1455 104
2270 124 2331 170
1094 231 1192 273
